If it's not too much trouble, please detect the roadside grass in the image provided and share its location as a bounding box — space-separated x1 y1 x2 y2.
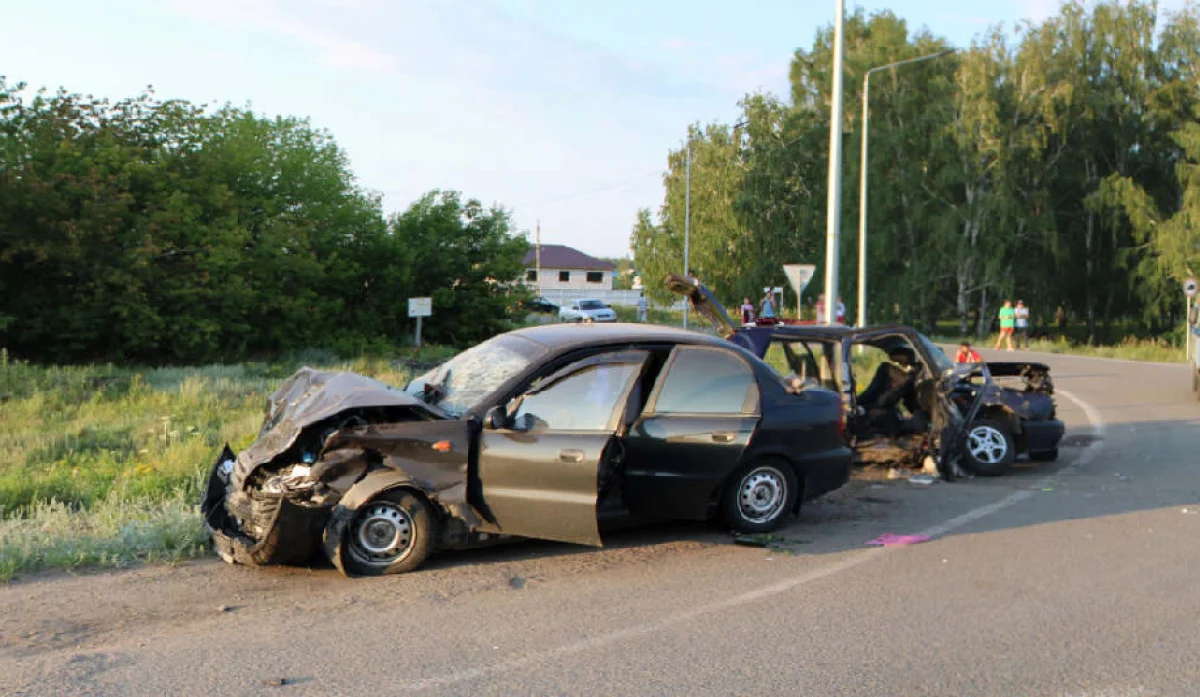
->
932 333 1185 363
0 348 449 581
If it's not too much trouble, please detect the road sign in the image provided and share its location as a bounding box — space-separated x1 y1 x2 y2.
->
782 264 816 297
408 297 432 318
1185 278 1197 298
408 297 432 348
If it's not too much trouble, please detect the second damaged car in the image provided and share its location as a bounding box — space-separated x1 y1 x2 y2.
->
666 274 1065 478
202 324 853 576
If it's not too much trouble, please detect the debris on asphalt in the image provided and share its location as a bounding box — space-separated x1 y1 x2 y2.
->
1115 473 1130 481
1183 508 1198 515
508 576 527 590
1041 487 1055 492
866 533 932 547
886 468 905 480
908 474 936 485
262 678 288 687
217 605 234 613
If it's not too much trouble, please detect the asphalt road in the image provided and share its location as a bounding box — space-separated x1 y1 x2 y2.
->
3 349 1199 696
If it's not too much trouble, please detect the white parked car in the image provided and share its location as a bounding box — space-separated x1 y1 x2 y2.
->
559 299 617 323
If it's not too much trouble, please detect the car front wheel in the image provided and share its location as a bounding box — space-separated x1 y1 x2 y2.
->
343 489 438 576
960 419 1016 476
723 460 798 534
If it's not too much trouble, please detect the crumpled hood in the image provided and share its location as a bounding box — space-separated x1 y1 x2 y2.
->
231 367 433 489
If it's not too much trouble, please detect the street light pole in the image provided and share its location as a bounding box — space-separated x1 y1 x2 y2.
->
856 48 955 328
822 0 846 325
683 141 691 330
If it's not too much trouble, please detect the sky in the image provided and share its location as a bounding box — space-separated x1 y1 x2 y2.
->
0 0 1188 258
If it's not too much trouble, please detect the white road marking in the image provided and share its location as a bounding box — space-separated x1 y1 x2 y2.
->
402 390 1107 692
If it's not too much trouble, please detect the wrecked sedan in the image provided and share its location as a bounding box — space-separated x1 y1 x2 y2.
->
202 323 853 576
667 275 1064 478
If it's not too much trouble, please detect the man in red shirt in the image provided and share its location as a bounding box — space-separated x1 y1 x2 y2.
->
954 341 982 363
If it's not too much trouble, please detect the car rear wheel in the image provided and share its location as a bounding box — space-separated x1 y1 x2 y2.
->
960 420 1016 476
343 490 438 576
722 460 798 534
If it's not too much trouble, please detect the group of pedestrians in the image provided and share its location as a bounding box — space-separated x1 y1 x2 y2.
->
738 292 848 326
994 299 1031 351
954 298 1032 364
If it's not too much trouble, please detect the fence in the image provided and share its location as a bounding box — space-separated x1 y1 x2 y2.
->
537 288 686 310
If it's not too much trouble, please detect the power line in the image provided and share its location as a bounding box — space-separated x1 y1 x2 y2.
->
511 169 663 209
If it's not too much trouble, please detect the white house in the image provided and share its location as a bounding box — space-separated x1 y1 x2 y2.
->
523 244 616 292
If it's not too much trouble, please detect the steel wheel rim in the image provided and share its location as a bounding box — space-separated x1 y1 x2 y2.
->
350 502 415 566
968 425 1008 464
738 467 787 523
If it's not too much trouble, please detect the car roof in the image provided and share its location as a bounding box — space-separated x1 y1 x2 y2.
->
509 322 727 351
763 323 919 341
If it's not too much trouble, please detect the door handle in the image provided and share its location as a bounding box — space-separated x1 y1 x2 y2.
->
558 449 585 463
711 431 736 443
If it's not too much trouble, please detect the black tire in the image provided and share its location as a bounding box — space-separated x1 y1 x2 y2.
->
960 419 1016 476
342 489 438 576
1029 449 1059 462
722 460 799 534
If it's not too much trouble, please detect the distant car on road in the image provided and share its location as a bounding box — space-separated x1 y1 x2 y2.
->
524 296 558 314
559 299 616 323
202 323 853 576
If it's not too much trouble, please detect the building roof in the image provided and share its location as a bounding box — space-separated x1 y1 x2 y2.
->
523 244 616 271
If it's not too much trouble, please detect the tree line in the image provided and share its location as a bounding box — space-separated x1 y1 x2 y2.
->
0 80 528 364
632 0 1200 342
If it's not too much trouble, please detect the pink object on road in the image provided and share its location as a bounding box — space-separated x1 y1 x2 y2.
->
866 533 932 546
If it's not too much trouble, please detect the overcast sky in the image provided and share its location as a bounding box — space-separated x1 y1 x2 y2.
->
2 0 1187 257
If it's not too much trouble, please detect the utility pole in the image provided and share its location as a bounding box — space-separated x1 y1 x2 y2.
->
823 0 846 324
535 219 542 297
683 141 691 330
856 49 955 327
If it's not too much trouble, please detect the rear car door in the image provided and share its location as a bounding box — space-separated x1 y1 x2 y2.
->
623 346 761 521
477 350 648 546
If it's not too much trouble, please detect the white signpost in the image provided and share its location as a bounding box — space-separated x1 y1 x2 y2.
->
783 264 817 319
408 297 432 348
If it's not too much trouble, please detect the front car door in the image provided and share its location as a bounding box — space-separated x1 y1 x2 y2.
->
623 345 760 521
476 350 648 546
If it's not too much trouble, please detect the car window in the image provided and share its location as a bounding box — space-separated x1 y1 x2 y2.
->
404 334 546 417
579 300 604 310
652 347 758 414
513 362 640 431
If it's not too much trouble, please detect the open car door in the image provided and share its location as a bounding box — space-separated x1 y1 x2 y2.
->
477 350 649 546
663 274 739 338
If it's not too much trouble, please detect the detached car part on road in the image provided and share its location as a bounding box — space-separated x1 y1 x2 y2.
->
666 275 1065 478
202 324 853 576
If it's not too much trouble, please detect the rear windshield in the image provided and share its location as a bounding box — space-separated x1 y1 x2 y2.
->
579 300 605 310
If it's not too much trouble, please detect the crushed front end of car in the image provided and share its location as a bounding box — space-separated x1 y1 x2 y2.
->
200 367 455 568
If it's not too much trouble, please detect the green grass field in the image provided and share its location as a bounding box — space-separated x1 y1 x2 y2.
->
0 348 453 581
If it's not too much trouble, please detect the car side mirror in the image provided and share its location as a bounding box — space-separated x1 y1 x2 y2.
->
484 405 508 431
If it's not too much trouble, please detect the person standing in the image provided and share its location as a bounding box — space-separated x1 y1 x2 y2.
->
835 296 846 324
636 292 649 323
815 294 826 323
740 297 755 326
1014 300 1030 349
995 300 1016 351
760 291 776 320
954 341 982 363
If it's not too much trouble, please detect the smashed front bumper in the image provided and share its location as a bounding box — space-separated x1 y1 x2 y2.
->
201 446 332 566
